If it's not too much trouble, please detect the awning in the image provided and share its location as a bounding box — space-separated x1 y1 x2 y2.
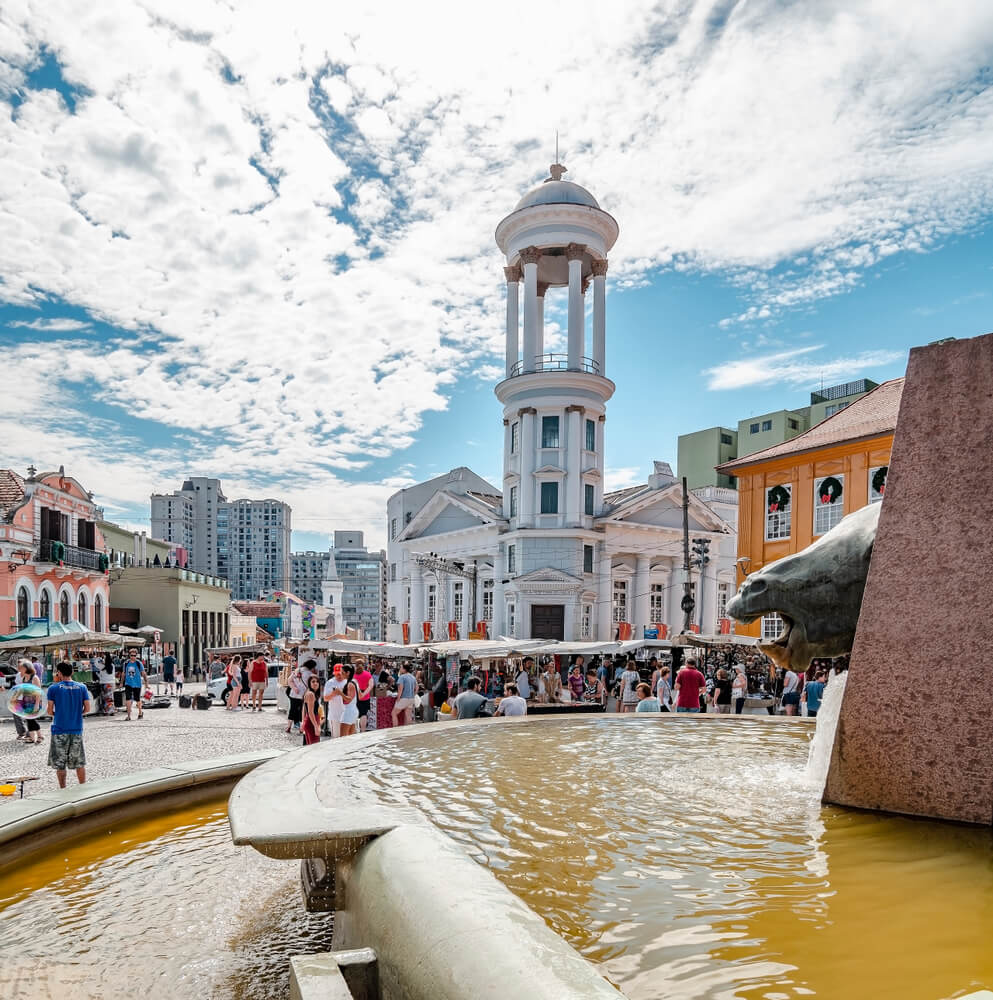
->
305 639 414 658
0 620 126 651
671 633 759 648
204 643 270 655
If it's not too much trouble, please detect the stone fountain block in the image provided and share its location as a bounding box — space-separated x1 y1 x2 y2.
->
824 332 993 824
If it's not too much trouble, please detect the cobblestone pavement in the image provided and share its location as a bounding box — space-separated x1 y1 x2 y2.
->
0 686 299 801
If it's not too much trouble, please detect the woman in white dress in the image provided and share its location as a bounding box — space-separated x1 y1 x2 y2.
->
323 661 348 738
339 664 360 737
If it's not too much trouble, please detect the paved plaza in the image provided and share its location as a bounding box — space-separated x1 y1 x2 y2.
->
0 687 297 801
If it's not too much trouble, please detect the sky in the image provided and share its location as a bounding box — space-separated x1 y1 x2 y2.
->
1 0 992 553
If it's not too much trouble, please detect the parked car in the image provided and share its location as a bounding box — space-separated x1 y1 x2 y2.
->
206 662 282 703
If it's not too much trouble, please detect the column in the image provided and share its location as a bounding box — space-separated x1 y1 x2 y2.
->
492 547 505 637
520 246 542 373
597 543 612 641
566 243 585 370
592 259 607 375
518 407 536 527
502 419 512 515
566 405 583 526
475 571 486 634
536 282 548 361
409 561 423 641
504 265 520 376
435 572 447 638
704 565 720 635
462 576 473 637
634 555 651 636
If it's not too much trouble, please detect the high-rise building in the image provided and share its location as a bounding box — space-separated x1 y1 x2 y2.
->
329 531 385 640
290 550 329 604
150 477 226 575
217 498 291 601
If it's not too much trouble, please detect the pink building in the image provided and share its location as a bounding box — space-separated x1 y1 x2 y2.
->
1 467 110 634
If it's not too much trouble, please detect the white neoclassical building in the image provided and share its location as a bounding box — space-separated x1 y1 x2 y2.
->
385 163 737 643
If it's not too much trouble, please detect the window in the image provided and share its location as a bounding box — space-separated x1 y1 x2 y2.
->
581 603 592 639
509 485 518 517
482 580 494 621
585 419 596 451
717 582 730 622
650 583 664 622
825 401 850 418
427 585 436 621
390 563 397 582
541 415 560 448
788 418 799 431
761 419 772 432
507 544 516 574
765 484 792 541
814 475 844 535
762 614 784 640
16 587 29 629
77 593 87 628
390 518 398 540
869 465 888 504
93 594 103 632
507 602 516 637
720 432 734 445
60 592 70 624
511 422 519 453
749 422 760 434
405 511 412 525
584 483 595 516
612 580 627 623
583 545 594 574
405 587 411 620
540 482 558 514
453 583 463 622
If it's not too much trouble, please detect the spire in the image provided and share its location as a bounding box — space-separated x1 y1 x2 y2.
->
323 545 338 581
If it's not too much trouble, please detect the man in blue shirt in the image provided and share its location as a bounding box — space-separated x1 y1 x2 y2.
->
122 649 146 721
46 661 91 788
802 670 827 719
391 662 417 727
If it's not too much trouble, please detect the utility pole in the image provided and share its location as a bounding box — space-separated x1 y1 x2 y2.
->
680 478 694 633
691 537 712 633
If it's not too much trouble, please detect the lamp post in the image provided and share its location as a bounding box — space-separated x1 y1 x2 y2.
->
691 537 711 633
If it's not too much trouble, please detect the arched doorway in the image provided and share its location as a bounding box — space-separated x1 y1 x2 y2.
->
60 592 70 625
94 594 103 633
16 587 29 630
78 592 88 629
40 590 52 622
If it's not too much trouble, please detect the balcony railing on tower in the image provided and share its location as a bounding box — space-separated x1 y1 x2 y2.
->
37 538 106 572
508 354 600 377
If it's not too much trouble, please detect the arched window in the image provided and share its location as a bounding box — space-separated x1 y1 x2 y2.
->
40 590 51 622
94 594 103 633
16 587 29 630
60 592 70 625
78 592 88 629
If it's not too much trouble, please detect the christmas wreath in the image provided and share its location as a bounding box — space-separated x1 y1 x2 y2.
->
818 476 843 505
872 466 888 496
767 485 791 513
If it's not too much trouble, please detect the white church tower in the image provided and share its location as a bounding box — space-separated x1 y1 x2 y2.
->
320 544 344 635
492 161 619 639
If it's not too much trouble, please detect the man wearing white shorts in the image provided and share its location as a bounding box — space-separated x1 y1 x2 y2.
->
392 662 416 727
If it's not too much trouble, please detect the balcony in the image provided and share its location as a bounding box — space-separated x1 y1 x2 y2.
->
38 538 106 572
508 354 600 377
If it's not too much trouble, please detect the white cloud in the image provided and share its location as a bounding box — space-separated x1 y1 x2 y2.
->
0 0 992 540
703 346 905 391
8 317 92 331
605 466 643 492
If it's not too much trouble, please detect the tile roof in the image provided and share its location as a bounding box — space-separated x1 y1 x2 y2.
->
601 484 648 511
465 490 504 511
232 601 283 617
718 378 905 472
0 469 25 521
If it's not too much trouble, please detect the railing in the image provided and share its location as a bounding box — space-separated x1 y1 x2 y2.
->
508 354 601 377
38 537 105 571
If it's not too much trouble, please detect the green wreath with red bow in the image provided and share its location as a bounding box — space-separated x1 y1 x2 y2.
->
818 476 843 505
871 466 888 496
767 485 791 513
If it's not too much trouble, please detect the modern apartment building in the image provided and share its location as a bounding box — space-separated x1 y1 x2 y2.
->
290 550 329 605
150 479 292 601
150 477 226 575
330 531 385 641
217 498 291 601
677 379 879 489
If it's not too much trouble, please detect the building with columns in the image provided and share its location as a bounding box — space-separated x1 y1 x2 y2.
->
385 163 737 643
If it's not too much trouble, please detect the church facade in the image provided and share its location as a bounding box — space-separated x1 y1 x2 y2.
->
385 164 737 643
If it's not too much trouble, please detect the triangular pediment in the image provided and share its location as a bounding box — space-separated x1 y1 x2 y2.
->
513 567 583 585
608 483 730 532
399 490 502 542
533 464 566 476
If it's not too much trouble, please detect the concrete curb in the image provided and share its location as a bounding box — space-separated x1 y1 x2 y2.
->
0 745 293 866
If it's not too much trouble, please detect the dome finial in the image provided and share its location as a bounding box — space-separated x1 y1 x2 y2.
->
549 162 567 181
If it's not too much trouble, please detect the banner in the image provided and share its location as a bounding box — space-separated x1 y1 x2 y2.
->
688 624 700 634
643 626 659 639
617 622 633 641
422 621 432 642
475 621 488 638
402 622 410 644
718 617 732 635
447 621 458 640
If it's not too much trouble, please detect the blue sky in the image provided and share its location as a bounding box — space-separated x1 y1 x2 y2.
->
1 2 992 552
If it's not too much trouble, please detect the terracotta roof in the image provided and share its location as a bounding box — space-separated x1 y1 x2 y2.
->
0 469 25 521
231 601 282 617
718 378 905 472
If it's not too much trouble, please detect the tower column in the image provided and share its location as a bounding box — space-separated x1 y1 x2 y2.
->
409 560 423 642
635 555 651 636
566 243 585 370
592 259 608 375
492 546 506 637
597 543 613 641
518 407 536 527
537 282 549 363
520 246 542 373
504 265 521 377
566 405 583 526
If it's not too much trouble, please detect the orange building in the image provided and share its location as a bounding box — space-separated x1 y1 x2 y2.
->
717 378 904 640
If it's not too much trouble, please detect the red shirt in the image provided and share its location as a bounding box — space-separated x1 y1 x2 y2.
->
675 667 706 708
250 658 267 683
354 669 373 701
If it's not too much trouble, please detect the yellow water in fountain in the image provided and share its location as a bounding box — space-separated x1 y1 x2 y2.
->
1 718 991 999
